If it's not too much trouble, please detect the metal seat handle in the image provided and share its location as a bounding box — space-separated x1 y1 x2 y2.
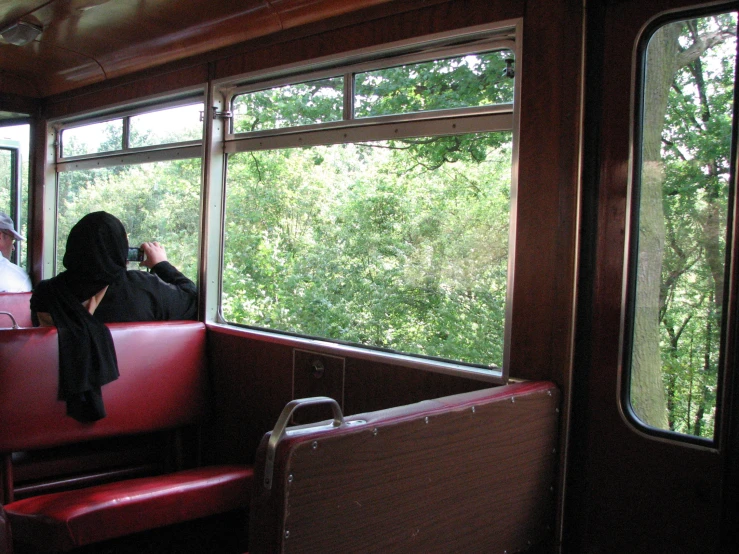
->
0 311 19 329
264 396 344 489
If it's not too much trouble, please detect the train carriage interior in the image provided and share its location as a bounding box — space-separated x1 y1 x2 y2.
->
1 0 739 553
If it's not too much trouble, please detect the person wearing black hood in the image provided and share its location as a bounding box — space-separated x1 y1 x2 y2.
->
30 211 197 422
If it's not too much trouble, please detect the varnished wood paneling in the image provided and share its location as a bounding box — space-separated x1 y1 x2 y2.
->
204 328 294 466
204 325 495 466
0 0 395 97
0 92 39 117
213 0 523 80
510 0 582 384
250 383 560 553
343 357 489 416
43 65 210 120
28 115 46 287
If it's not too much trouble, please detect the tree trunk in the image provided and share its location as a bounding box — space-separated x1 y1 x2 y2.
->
630 22 683 428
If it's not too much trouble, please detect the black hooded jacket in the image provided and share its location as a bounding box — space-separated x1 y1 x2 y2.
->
30 211 197 422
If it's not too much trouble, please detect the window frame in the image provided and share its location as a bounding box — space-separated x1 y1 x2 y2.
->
48 92 207 279
0 138 22 265
55 95 206 170
212 20 522 383
225 38 516 143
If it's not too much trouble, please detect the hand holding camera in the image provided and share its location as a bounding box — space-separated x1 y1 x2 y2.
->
128 242 168 269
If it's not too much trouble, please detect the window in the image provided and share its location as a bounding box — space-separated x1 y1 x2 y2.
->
221 28 518 375
0 141 20 223
353 50 514 118
62 120 123 157
628 12 737 439
129 104 204 148
60 103 203 158
55 102 204 280
233 77 345 132
0 124 30 268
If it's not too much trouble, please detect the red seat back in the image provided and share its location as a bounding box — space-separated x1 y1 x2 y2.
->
0 321 210 453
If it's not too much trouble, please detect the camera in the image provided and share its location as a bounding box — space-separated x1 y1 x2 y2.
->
127 247 144 262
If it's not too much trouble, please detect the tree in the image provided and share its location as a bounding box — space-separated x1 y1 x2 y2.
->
632 15 735 434
222 134 512 367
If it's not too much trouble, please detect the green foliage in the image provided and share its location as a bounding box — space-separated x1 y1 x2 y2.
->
232 50 514 137
223 133 511 368
648 14 737 437
224 48 516 369
354 50 514 117
57 158 201 280
0 149 11 214
233 78 344 133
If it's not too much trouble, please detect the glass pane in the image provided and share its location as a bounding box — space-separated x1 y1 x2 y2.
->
630 13 737 438
129 103 204 148
354 50 514 118
57 158 202 280
223 131 512 368
61 120 123 157
232 77 344 133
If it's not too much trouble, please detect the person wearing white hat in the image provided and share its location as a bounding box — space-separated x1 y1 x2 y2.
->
0 212 32 292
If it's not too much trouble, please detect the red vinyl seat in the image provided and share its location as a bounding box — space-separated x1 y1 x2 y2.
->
5 466 253 552
0 321 253 553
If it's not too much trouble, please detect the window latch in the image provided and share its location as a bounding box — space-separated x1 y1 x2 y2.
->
503 58 515 79
200 108 233 122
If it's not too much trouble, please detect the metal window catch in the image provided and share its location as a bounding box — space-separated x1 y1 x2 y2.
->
264 396 344 490
503 58 515 78
212 106 232 119
202 107 233 121
0 311 19 329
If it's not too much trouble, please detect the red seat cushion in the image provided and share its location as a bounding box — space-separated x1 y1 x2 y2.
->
5 465 253 552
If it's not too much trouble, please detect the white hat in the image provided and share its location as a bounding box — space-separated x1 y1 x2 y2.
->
0 212 25 241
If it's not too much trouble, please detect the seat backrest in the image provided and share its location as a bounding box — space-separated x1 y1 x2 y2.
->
249 381 560 554
0 292 32 328
0 320 209 453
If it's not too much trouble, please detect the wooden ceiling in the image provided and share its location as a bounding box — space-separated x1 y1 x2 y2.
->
0 0 392 100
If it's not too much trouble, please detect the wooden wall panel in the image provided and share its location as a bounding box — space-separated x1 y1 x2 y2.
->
511 0 582 384
213 0 523 81
203 328 295 467
28 116 46 287
204 325 493 466
342 357 489 416
43 65 210 120
0 91 42 113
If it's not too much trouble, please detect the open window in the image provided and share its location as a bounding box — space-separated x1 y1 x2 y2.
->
219 23 520 380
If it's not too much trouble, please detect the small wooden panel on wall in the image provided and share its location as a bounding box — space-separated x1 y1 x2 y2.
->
292 350 346 424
